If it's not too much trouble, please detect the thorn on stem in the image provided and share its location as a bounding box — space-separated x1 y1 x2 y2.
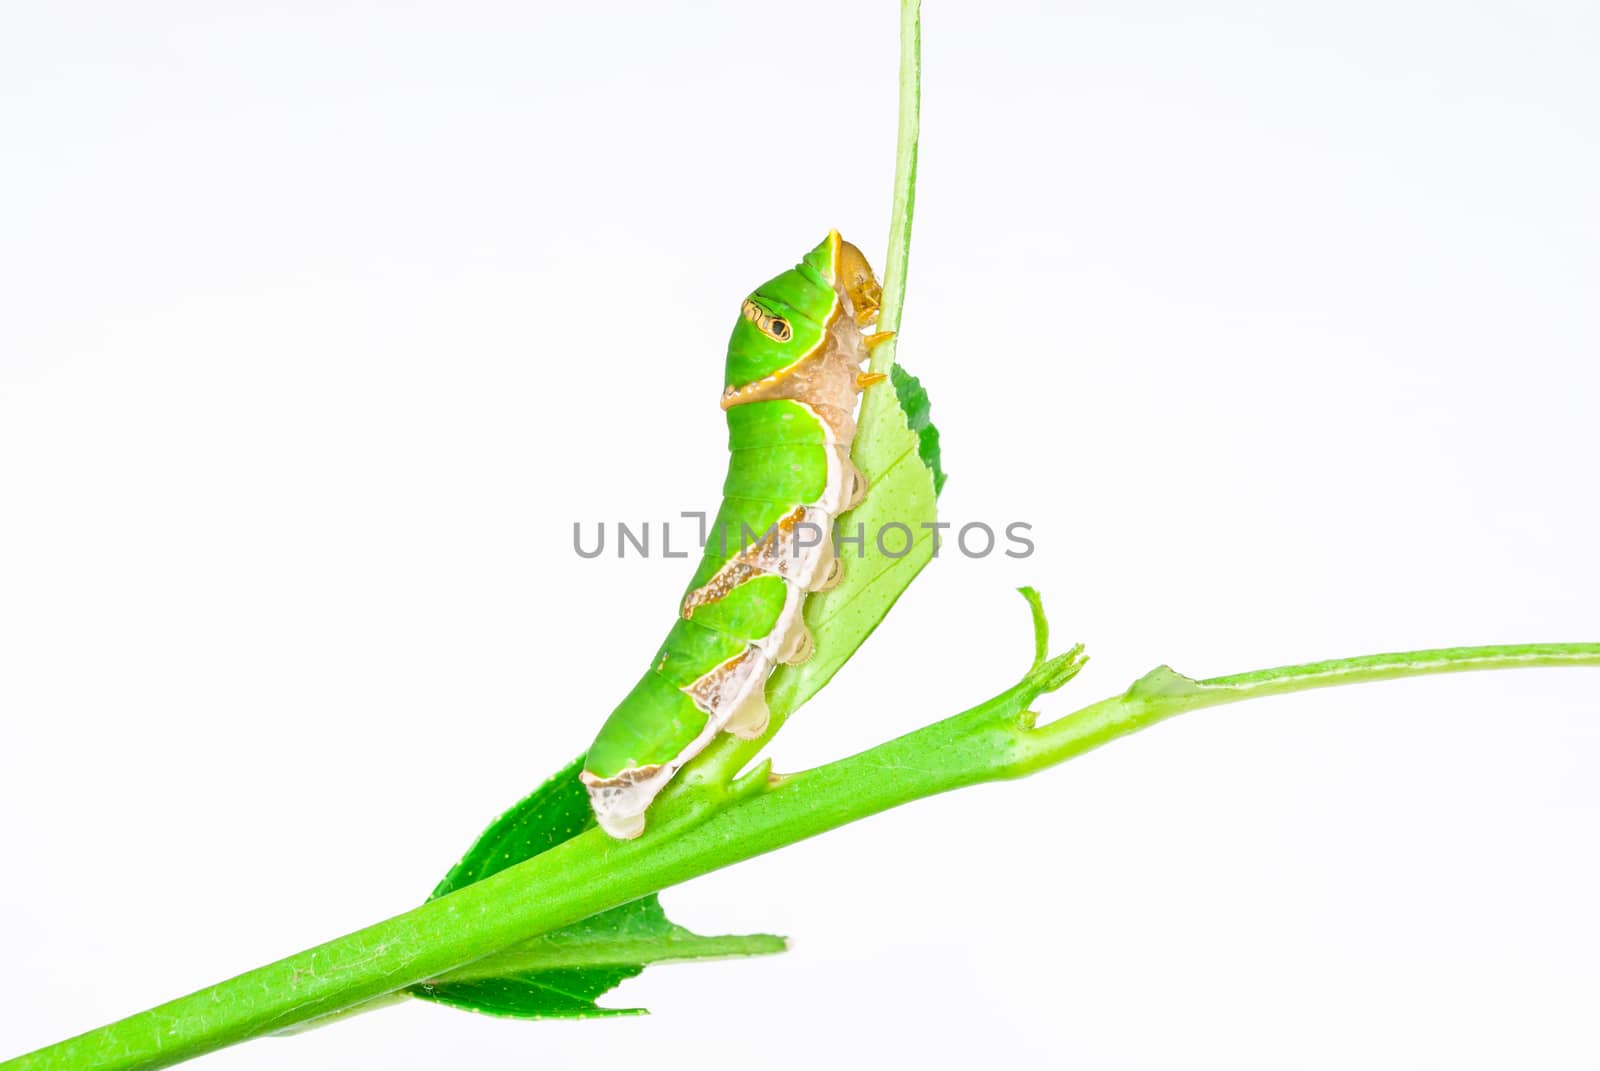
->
729 758 774 803
1017 586 1049 669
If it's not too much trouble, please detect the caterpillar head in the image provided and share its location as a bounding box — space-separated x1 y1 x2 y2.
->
723 233 882 390
833 237 882 327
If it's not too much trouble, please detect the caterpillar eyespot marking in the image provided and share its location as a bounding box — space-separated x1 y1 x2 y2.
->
741 298 793 342
580 233 883 839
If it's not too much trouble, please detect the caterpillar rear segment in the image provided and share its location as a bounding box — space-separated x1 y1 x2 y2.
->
580 232 883 839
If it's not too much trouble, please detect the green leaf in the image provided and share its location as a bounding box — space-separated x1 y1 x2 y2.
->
415 893 785 1020
414 759 784 1019
891 363 946 495
428 757 593 897
759 360 943 718
417 962 645 1021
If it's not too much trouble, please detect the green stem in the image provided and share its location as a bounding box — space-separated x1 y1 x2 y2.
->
8 603 1597 1071
1010 642 1600 775
877 0 920 349
852 0 918 426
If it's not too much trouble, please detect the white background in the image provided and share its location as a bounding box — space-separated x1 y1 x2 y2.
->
3 1 1598 1067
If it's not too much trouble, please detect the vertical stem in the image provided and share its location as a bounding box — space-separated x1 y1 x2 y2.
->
850 0 921 500
875 0 921 349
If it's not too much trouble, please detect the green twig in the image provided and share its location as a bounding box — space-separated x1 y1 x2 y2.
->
8 587 1597 1070
1010 643 1600 775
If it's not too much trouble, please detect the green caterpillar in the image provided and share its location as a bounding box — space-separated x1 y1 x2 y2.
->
580 232 892 838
